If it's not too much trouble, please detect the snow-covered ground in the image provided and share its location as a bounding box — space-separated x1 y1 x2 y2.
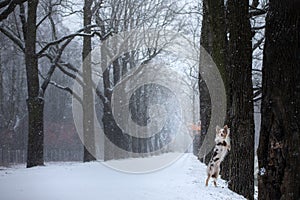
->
0 153 246 200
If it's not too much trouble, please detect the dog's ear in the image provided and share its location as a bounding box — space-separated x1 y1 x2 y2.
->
223 125 229 135
227 128 230 137
216 125 221 133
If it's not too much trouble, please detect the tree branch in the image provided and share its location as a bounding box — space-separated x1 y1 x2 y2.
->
0 25 24 51
252 69 262 73
0 0 27 22
249 5 268 17
37 24 114 58
37 32 96 56
19 3 26 40
253 37 264 51
0 0 11 8
36 11 51 28
252 25 265 31
40 23 78 95
39 70 83 105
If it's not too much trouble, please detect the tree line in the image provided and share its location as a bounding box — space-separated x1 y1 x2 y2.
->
0 0 195 164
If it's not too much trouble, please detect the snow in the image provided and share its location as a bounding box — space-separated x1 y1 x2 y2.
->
0 153 246 200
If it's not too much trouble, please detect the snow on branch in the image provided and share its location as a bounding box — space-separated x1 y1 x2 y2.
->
37 25 113 57
37 25 98 57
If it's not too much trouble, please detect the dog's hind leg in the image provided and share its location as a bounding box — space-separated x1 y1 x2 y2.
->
213 178 217 187
205 175 211 186
212 168 220 187
212 173 218 187
213 175 219 187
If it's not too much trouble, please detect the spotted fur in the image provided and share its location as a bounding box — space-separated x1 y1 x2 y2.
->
205 125 231 187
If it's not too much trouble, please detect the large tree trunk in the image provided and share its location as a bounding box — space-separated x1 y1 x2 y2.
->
0 50 3 125
197 0 212 158
225 0 254 199
198 0 227 163
26 0 44 168
257 1 300 199
103 65 129 161
82 0 96 162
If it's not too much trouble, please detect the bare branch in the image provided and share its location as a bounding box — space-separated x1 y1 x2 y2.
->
249 4 268 17
37 25 99 57
40 22 79 94
91 0 103 15
0 25 24 51
0 0 11 8
253 37 264 51
36 11 51 28
51 82 83 105
18 3 26 40
252 25 265 31
39 70 83 105
0 0 27 22
253 96 262 102
167 3 202 16
252 69 262 73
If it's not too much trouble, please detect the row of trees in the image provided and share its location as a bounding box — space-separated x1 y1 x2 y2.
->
197 0 300 199
0 0 100 167
0 0 196 165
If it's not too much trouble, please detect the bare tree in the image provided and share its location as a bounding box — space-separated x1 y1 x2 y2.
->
23 0 44 168
93 0 184 161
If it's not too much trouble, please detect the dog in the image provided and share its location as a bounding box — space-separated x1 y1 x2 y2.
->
205 125 231 187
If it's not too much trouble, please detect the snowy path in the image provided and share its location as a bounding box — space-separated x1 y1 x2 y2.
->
0 154 246 200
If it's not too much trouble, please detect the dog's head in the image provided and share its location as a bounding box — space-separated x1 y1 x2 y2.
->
216 125 230 139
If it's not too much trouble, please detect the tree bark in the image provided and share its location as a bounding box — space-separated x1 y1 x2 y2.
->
102 59 129 161
0 48 3 125
26 0 44 168
82 0 96 162
225 0 254 199
197 0 212 158
257 1 300 199
198 0 227 163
